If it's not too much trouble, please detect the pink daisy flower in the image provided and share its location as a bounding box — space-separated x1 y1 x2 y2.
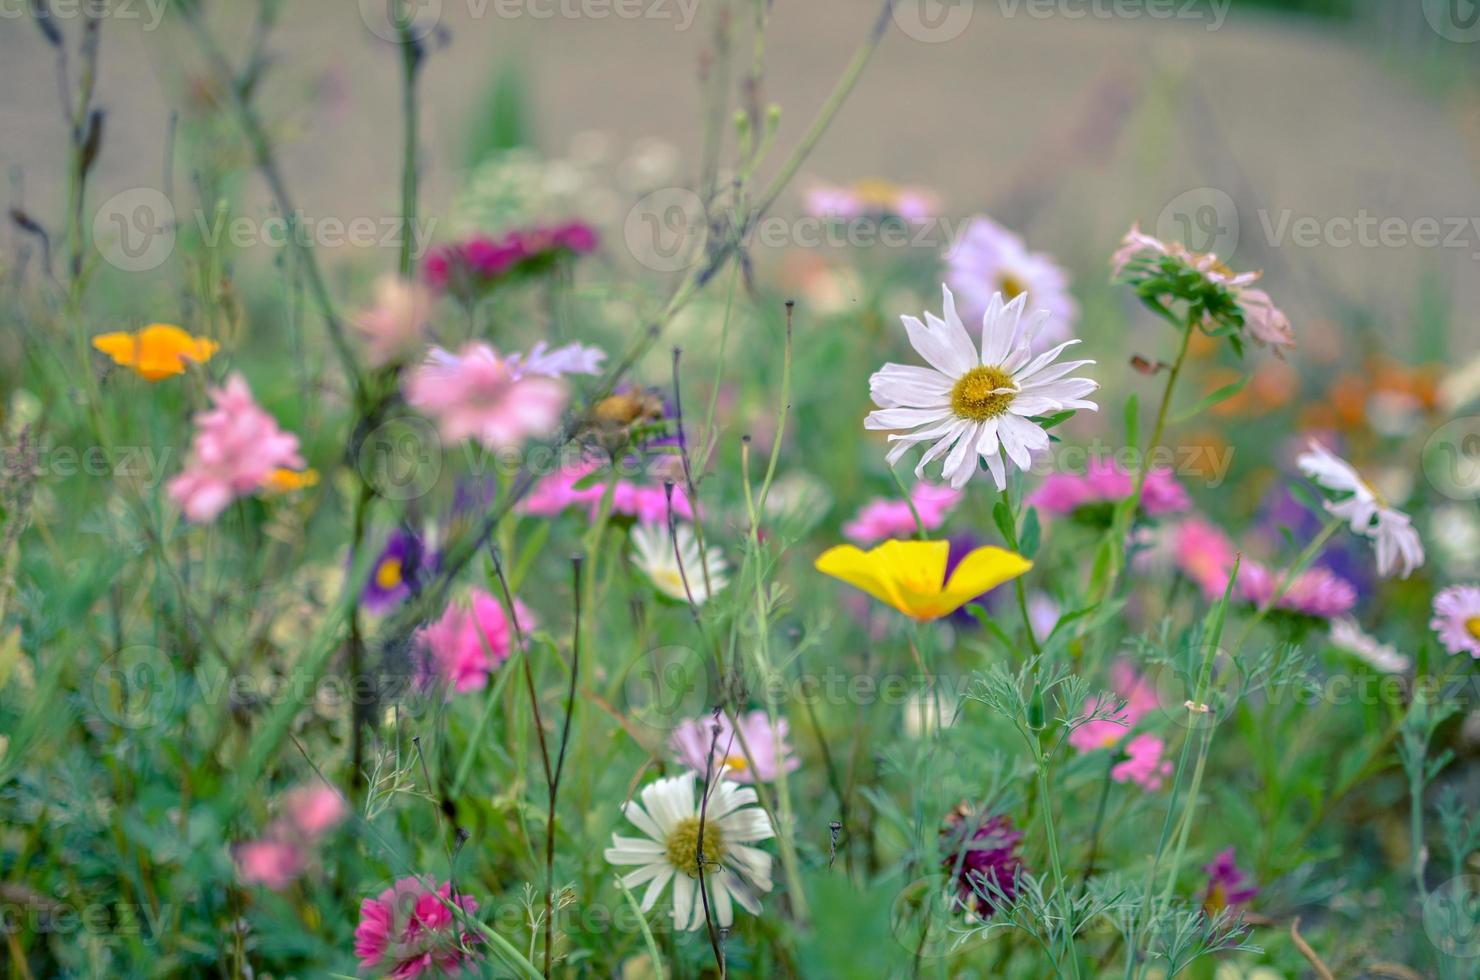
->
1431 584 1480 658
355 877 482 979
945 216 1078 350
417 589 534 695
669 710 801 784
842 482 961 544
168 373 305 523
1111 733 1173 792
404 344 568 450
1028 459 1191 518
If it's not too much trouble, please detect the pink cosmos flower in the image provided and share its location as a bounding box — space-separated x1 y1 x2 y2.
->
417 589 533 695
281 781 348 839
1431 584 1480 658
355 877 482 979
1111 733 1173 791
945 216 1078 350
1028 460 1191 518
842 483 961 544
404 344 567 449
520 462 695 524
355 276 434 368
168 373 305 523
669 710 801 784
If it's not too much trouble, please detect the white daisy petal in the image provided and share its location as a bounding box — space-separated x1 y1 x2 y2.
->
639 867 674 912
865 407 953 431
870 364 954 408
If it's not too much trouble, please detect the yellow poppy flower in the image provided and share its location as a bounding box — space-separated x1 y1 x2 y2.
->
261 468 319 495
814 539 1031 621
92 324 219 381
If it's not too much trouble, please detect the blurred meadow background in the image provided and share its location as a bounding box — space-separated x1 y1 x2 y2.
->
2 0 1480 977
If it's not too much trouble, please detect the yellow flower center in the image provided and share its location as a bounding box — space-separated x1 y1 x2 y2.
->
665 815 724 878
853 178 901 207
1467 617 1480 642
998 274 1026 301
723 754 749 773
951 365 1017 422
375 558 404 590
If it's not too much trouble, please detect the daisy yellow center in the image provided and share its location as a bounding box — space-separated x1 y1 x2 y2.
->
723 754 749 772
997 273 1026 301
951 365 1017 422
1466 617 1480 642
665 815 725 878
375 558 404 590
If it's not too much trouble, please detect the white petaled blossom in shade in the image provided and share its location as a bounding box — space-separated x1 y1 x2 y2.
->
1296 441 1425 579
1329 618 1411 673
867 285 1099 490
604 770 775 931
630 522 729 604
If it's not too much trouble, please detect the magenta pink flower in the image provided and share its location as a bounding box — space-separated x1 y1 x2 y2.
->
168 373 304 523
842 482 961 544
355 877 482 979
1111 733 1173 791
1069 661 1160 753
520 462 695 524
418 589 533 695
1175 517 1355 619
234 840 305 890
405 344 567 450
1029 460 1191 519
669 710 801 784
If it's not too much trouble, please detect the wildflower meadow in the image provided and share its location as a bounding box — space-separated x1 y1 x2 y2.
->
4 0 1480 977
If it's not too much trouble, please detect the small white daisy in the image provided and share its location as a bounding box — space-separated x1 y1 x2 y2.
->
1329 618 1410 673
604 770 775 931
1296 441 1425 579
630 522 728 604
867 285 1099 490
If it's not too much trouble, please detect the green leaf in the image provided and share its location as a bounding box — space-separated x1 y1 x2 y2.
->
1124 394 1140 454
1034 410 1076 431
1020 507 1041 560
1170 374 1249 425
992 499 1016 547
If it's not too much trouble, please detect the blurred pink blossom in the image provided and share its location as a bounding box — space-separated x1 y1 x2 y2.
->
234 840 305 890
1111 733 1173 791
281 782 348 840
405 344 567 449
355 276 434 367
1028 460 1191 518
520 462 695 524
669 710 801 784
418 589 533 695
168 373 304 523
843 483 961 544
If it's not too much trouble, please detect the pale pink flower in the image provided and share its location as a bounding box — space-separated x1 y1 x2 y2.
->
946 216 1078 349
1431 584 1480 659
1111 223 1294 356
1174 517 1356 619
669 710 801 784
1111 733 1173 791
803 179 938 222
281 782 348 840
405 344 567 449
234 840 305 890
168 373 304 523
1028 459 1191 518
1173 517 1241 600
1069 662 1159 753
355 877 481 979
506 340 607 380
355 276 433 367
417 589 533 695
842 483 961 544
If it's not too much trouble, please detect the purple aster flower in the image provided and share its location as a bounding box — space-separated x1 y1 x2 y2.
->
940 804 1024 918
1202 847 1258 913
361 529 426 612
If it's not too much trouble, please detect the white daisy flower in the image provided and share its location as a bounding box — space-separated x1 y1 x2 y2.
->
1296 441 1425 579
630 522 728 604
867 285 1099 490
604 770 775 931
1329 618 1410 673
